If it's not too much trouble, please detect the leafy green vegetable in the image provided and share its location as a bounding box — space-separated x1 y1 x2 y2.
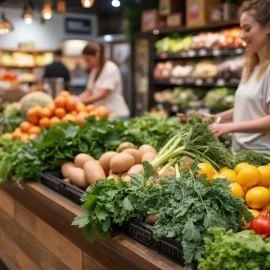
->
0 109 24 134
123 114 181 150
151 115 234 171
234 150 270 167
198 229 270 270
73 161 252 269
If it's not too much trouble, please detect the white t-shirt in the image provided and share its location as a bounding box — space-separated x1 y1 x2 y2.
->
87 60 130 117
232 65 270 154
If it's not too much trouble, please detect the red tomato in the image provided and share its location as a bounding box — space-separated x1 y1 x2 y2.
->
250 211 270 238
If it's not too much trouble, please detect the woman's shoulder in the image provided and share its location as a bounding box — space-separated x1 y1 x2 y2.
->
104 60 119 72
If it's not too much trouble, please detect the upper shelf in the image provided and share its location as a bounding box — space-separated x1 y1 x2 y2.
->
155 47 245 60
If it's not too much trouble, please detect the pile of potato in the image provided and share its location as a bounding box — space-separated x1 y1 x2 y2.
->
61 142 158 190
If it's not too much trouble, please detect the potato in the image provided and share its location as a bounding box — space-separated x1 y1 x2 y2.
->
99 151 117 175
123 148 142 164
69 167 88 189
61 162 75 178
160 168 176 178
124 175 131 183
108 169 113 175
128 164 144 175
139 144 157 155
84 160 106 185
110 153 135 173
117 142 138 153
145 214 158 226
107 174 119 183
142 152 157 163
74 153 94 168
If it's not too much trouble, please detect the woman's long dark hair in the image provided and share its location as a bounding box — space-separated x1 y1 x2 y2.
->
82 42 106 82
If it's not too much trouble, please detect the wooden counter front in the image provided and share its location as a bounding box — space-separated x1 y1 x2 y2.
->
0 182 183 270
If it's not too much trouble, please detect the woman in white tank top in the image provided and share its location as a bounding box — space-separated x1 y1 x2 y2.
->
209 0 270 155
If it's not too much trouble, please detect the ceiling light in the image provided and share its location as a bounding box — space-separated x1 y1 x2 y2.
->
112 0 121 7
24 5 33 24
42 1 53 20
104 35 113 42
57 0 66 14
0 23 6 35
81 0 95 8
1 13 14 32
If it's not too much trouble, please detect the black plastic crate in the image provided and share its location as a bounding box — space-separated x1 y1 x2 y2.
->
41 172 184 266
41 171 84 205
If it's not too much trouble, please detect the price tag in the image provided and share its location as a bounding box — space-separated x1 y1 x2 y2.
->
187 50 196 57
216 79 225 86
171 104 179 112
213 49 221 56
199 49 207 57
236 48 244 54
195 79 203 86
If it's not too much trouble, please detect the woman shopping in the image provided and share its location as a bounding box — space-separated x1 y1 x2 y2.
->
209 0 270 155
78 42 130 119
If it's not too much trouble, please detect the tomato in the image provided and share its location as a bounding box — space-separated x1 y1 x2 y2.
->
236 165 260 187
234 162 250 175
219 167 228 174
245 186 270 209
220 169 237 181
230 183 244 198
196 163 215 181
257 166 270 187
250 211 270 238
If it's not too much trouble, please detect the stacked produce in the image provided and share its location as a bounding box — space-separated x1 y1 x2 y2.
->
0 71 17 82
155 27 245 54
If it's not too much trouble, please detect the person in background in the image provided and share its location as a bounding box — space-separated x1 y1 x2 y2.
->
43 49 71 90
209 0 270 155
78 42 130 119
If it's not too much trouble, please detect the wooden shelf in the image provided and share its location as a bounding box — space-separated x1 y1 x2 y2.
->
0 49 53 54
1 65 45 69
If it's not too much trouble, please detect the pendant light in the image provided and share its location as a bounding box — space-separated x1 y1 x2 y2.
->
24 5 33 24
1 13 14 33
0 22 6 35
57 0 66 14
81 0 95 8
42 0 53 20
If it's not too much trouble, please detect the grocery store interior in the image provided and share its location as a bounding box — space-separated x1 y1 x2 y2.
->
1 0 270 269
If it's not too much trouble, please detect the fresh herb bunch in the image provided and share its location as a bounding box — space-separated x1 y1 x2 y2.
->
73 161 252 269
198 229 270 270
0 109 24 134
72 162 155 242
123 114 181 150
234 150 270 167
151 115 234 172
0 138 23 182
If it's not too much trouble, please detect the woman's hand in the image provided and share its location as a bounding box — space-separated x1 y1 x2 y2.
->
209 122 236 136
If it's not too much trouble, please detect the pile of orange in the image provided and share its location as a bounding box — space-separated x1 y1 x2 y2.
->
26 91 110 129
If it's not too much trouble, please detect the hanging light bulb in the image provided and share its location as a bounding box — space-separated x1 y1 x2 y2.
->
111 0 120 7
42 1 53 20
24 5 33 24
57 0 66 14
1 13 14 33
0 22 6 35
81 0 95 8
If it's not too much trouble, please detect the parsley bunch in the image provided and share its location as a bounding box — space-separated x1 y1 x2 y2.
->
198 229 270 270
234 150 270 167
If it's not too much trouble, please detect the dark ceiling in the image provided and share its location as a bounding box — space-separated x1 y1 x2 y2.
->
0 0 143 15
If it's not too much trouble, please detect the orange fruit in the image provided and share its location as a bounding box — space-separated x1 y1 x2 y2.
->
58 91 70 97
50 117 61 126
95 116 100 121
196 163 215 181
257 166 270 187
20 134 29 142
219 167 228 174
236 165 260 187
28 126 41 135
39 117 50 129
70 110 77 116
40 108 53 118
12 130 23 140
62 114 75 122
76 102 86 112
55 108 66 118
1 133 12 139
54 96 66 108
28 134 37 140
27 108 39 124
234 162 251 175
34 106 43 118
220 169 237 181
20 122 32 133
96 106 110 117
242 209 260 230
230 183 244 198
66 97 77 112
47 104 55 113
78 111 88 118
86 104 95 112
74 114 85 126
245 186 270 209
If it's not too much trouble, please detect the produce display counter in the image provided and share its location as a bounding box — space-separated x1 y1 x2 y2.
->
0 182 183 270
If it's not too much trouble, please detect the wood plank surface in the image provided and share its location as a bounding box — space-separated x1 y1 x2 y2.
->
82 252 107 270
0 182 184 270
0 189 14 218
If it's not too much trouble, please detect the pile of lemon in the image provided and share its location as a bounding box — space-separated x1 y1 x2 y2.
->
197 162 270 228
